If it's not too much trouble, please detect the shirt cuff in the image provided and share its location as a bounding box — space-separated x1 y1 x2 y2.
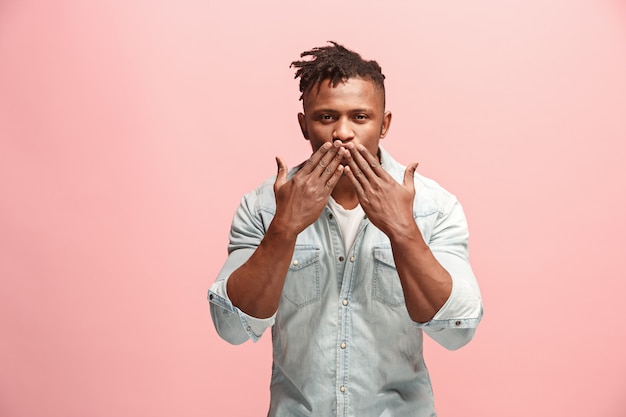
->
208 277 275 341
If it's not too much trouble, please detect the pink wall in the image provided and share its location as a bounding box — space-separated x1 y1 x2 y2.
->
1 1 625 416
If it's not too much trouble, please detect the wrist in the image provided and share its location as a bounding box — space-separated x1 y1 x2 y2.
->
267 216 300 242
387 222 426 248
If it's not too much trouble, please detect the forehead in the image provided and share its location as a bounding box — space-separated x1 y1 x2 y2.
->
303 77 384 111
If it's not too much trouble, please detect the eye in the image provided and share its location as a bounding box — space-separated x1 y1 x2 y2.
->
354 114 368 121
319 114 335 122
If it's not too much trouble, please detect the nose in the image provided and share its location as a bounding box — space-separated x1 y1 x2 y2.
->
332 118 354 142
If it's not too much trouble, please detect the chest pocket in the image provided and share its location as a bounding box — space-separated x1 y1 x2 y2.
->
282 245 321 309
372 246 406 308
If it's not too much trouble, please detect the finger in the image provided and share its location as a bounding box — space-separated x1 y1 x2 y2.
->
313 141 343 176
343 147 368 189
354 144 386 178
274 156 288 191
302 142 333 174
345 144 376 181
324 164 345 191
403 162 419 193
319 143 346 177
343 165 366 198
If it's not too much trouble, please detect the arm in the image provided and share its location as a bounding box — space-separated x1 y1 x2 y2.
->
223 142 346 319
344 144 482 348
344 143 450 322
420 201 482 350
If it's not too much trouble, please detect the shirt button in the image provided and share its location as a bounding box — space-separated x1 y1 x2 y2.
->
328 213 334 219
293 260 299 266
209 294 214 300
339 386 346 393
339 256 344 262
340 342 346 349
246 326 251 331
455 321 461 326
342 299 348 306
349 256 355 262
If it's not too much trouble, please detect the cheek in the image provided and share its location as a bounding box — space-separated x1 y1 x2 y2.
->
308 126 333 142
357 126 382 141
307 137 326 153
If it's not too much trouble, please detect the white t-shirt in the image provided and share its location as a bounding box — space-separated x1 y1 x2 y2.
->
327 196 365 253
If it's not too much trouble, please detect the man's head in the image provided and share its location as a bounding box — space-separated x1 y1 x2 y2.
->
291 42 391 159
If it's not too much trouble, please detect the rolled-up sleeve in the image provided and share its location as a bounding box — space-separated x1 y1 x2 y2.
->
208 189 277 345
413 200 483 350
209 275 275 344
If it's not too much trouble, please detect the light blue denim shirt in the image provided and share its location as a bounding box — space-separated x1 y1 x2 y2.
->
208 147 483 417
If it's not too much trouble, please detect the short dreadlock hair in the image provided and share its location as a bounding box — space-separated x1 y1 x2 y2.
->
290 41 386 103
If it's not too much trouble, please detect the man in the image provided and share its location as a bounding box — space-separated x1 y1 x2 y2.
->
208 41 483 416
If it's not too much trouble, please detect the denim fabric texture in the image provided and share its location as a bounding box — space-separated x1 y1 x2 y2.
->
209 147 483 417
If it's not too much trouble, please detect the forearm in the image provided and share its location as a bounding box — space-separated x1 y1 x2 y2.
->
389 224 453 323
226 220 298 319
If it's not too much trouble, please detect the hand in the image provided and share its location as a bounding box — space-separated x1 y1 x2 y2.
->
343 143 419 239
273 141 346 236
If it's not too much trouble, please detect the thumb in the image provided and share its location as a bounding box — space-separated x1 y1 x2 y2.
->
403 162 419 191
274 156 288 190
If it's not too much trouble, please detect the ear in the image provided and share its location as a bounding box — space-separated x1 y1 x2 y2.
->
298 112 309 140
380 111 392 139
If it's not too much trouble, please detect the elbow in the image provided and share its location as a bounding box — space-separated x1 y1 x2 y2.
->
444 328 476 351
425 304 483 351
215 326 249 346
210 305 251 345
407 300 447 325
426 326 477 351
220 334 249 346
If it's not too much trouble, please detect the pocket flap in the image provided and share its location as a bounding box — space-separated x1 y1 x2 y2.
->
373 246 395 268
290 245 321 270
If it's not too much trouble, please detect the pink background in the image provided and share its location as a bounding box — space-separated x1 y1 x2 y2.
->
1 1 625 416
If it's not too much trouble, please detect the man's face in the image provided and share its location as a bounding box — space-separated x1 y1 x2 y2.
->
298 77 391 161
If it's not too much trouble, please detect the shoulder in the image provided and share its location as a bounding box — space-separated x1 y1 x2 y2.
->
413 173 458 218
240 176 276 216
239 163 304 215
